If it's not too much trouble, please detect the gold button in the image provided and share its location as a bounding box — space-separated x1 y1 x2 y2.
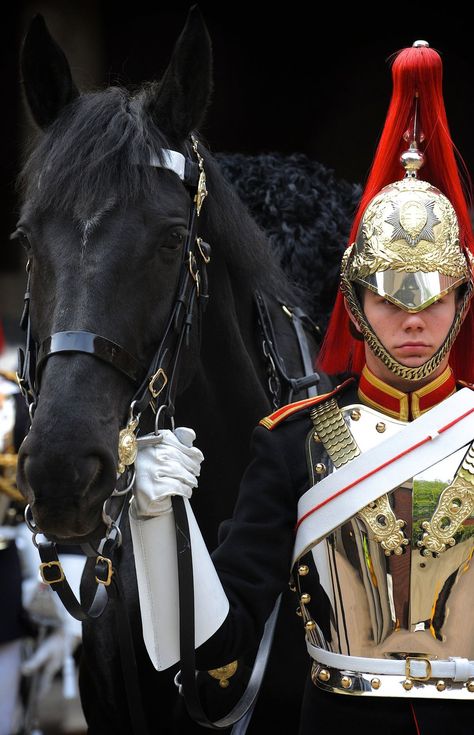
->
341 676 352 689
371 678 381 690
402 679 413 691
318 668 330 682
304 620 316 631
376 422 386 433
315 463 326 474
298 565 309 576
436 680 446 692
467 680 474 692
350 409 361 421
300 593 311 605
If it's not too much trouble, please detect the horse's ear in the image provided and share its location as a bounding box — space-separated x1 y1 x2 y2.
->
145 5 213 141
21 14 79 130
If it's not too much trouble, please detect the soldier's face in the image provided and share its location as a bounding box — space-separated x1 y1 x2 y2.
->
352 288 457 388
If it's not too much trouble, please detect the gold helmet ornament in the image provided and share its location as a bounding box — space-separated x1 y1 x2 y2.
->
320 41 474 383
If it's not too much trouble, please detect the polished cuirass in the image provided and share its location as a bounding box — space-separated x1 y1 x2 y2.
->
299 400 474 699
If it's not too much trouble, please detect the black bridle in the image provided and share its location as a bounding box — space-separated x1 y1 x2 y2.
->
19 134 211 595
18 135 210 430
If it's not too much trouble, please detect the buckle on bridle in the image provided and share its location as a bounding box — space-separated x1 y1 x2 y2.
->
39 560 65 585
149 368 168 399
95 556 114 586
405 656 432 681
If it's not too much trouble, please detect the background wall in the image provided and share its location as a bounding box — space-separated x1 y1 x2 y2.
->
2 2 473 326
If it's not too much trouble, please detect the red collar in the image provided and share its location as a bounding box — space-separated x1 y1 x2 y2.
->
358 365 457 421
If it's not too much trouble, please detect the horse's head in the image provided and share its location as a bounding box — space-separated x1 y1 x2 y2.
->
16 8 213 539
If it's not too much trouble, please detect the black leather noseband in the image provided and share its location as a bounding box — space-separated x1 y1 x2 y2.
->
37 331 145 385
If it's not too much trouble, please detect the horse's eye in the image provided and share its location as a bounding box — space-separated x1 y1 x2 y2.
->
163 230 186 250
11 229 32 252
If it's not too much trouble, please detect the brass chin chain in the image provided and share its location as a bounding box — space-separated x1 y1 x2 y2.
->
340 248 474 383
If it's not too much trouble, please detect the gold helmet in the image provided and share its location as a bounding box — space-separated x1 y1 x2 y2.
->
319 41 474 383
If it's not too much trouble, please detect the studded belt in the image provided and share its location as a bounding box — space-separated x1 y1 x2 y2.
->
307 641 474 699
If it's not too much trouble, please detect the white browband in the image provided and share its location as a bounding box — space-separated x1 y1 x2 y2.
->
149 149 186 180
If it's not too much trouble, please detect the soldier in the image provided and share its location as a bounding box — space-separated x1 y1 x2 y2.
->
129 41 474 733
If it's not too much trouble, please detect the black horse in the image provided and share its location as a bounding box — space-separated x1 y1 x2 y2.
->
14 8 342 734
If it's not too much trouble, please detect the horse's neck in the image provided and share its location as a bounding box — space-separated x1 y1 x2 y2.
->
181 262 270 426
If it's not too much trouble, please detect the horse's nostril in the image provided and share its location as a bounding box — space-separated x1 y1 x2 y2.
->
22 451 110 501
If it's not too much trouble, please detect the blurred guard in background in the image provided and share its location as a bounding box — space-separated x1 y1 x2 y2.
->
0 322 82 735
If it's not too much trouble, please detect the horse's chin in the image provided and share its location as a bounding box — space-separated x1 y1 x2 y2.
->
30 501 105 544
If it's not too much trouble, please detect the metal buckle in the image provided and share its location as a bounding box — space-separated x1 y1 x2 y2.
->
95 556 114 586
148 368 168 399
196 237 210 264
405 656 432 681
39 560 65 585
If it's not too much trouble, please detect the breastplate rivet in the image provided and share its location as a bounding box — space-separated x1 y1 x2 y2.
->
341 676 352 689
376 422 386 433
436 680 446 692
350 409 361 420
403 679 413 691
371 678 381 690
313 431 321 442
318 669 330 682
467 680 474 692
298 565 309 576
315 462 326 474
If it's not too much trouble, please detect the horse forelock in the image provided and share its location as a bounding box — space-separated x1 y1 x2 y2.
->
19 86 171 221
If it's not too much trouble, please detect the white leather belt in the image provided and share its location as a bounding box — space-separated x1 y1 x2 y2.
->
307 641 474 682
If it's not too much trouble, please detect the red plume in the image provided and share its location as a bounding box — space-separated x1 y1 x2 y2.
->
318 44 474 382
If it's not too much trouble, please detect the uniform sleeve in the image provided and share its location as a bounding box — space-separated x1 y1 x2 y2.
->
195 423 300 669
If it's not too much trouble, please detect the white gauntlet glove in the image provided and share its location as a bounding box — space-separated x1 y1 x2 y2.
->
130 427 228 671
132 427 204 518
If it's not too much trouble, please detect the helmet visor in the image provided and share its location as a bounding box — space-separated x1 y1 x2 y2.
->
356 270 467 312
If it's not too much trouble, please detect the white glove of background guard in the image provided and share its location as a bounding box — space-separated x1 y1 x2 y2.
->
130 427 229 671
133 427 204 518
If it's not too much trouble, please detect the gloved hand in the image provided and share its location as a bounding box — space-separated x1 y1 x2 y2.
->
132 427 204 518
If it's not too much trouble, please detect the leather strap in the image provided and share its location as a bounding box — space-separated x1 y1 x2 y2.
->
254 289 320 406
307 641 474 682
37 331 144 385
173 495 281 730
